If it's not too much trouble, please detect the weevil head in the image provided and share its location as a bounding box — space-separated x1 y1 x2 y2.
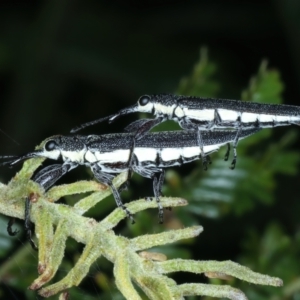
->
70 94 171 132
108 95 155 123
137 94 178 117
0 136 64 166
40 135 87 163
40 136 64 160
70 94 178 133
1 135 87 167
136 95 155 113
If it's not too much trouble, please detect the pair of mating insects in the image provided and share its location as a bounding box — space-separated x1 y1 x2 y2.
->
2 94 300 247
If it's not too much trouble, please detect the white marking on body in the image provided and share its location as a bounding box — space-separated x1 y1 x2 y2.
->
182 147 200 158
43 149 60 160
241 112 258 123
275 115 291 123
98 164 123 173
154 103 176 116
218 109 239 121
183 108 214 121
203 145 221 153
134 148 157 162
85 150 97 163
61 150 86 163
290 116 300 123
259 114 274 123
138 102 154 113
161 148 180 161
174 106 185 118
95 149 129 163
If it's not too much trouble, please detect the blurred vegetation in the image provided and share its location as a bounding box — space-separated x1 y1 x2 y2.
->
0 1 300 299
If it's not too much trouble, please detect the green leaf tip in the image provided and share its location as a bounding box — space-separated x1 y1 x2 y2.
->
0 153 283 299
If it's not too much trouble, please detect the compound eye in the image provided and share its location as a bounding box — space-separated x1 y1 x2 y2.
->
45 140 58 151
138 95 150 106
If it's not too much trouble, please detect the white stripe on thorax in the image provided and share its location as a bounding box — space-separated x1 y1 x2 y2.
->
61 149 86 163
154 103 176 116
174 106 185 118
85 150 97 163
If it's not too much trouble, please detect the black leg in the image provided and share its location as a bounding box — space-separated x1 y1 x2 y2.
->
206 155 212 165
124 138 136 190
117 177 130 193
214 109 230 163
23 163 76 249
152 170 166 224
224 143 230 161
91 164 135 223
197 129 209 170
7 218 18 236
157 169 165 197
32 163 75 191
125 117 164 140
230 127 242 169
124 117 165 186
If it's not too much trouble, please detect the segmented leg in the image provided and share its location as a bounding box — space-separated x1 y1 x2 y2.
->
124 137 136 190
124 117 165 190
206 155 212 165
91 164 134 223
230 122 243 169
179 117 211 169
132 163 166 222
21 163 76 249
7 218 18 236
152 170 166 224
197 129 209 170
124 117 164 140
117 176 130 193
224 143 231 161
214 109 231 162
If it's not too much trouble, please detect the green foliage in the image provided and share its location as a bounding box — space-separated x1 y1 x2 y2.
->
0 157 282 299
242 61 285 104
177 47 220 98
237 223 300 299
163 52 299 219
0 48 299 299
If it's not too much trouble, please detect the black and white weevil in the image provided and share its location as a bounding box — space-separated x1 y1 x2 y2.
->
71 94 300 169
1 129 259 233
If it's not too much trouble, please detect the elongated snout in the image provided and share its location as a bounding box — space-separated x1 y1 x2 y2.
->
108 104 139 123
70 104 139 132
70 115 111 133
0 151 41 167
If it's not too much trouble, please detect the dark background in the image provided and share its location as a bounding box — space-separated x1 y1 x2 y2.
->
1 0 300 299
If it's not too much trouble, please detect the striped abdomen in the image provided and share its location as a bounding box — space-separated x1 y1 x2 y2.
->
175 98 300 129
80 129 259 173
